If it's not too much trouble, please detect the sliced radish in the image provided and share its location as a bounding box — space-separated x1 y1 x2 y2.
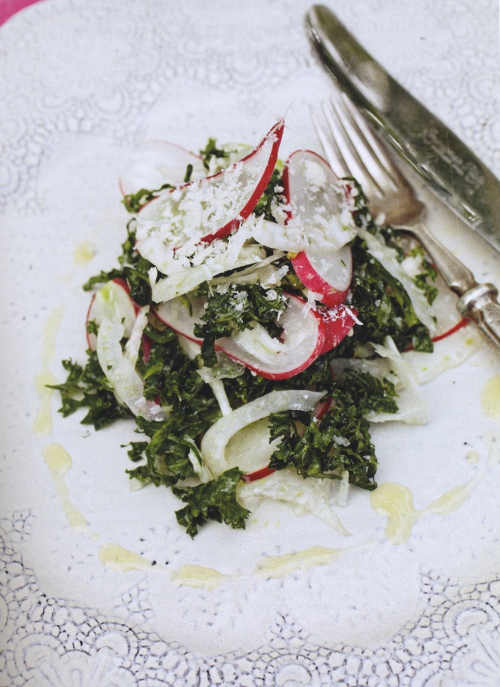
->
242 466 276 483
291 247 352 307
153 296 204 345
154 292 327 380
86 279 136 350
317 304 357 354
283 149 354 305
135 120 284 272
220 296 325 379
119 140 205 197
283 149 356 253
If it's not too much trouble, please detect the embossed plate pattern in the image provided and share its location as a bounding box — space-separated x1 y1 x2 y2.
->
1 1 499 685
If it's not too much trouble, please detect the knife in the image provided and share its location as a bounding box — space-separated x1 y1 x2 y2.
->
305 4 500 255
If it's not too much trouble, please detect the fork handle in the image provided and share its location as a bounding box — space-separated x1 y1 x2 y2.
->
458 285 500 348
397 222 500 348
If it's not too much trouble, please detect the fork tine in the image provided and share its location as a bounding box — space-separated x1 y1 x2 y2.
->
324 98 385 198
339 93 400 191
310 105 349 178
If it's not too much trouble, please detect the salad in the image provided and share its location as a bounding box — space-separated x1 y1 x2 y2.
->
50 120 467 537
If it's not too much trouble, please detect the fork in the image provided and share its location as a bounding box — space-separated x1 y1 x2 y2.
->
312 93 500 348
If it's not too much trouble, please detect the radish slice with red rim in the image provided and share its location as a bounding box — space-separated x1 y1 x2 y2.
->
219 294 325 379
283 149 356 253
153 296 204 345
119 141 205 197
317 304 357 354
135 120 284 272
291 247 352 307
154 292 326 379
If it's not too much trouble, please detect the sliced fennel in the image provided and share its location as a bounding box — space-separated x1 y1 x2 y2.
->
201 389 326 476
94 285 166 422
151 240 266 302
239 469 350 535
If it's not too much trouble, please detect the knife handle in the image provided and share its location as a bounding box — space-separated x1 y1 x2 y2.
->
458 284 500 348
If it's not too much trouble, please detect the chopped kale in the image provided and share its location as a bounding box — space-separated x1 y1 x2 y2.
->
87 319 98 336
199 137 230 170
127 416 198 487
173 468 250 537
268 369 398 489
126 320 220 488
193 282 288 366
48 352 131 429
122 182 173 214
125 441 148 462
83 221 152 305
411 248 439 305
341 179 436 352
332 237 434 355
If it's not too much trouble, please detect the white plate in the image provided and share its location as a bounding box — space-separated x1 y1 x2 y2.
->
1 1 499 684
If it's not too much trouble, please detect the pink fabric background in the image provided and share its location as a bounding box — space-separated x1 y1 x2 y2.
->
0 0 43 25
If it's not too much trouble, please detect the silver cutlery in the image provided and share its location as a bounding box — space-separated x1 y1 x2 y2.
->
312 94 500 348
305 5 500 254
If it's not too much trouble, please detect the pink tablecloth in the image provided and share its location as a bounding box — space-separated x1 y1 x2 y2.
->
0 0 42 25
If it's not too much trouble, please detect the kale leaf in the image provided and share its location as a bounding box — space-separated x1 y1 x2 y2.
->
193 283 288 366
48 352 131 429
83 220 152 305
127 319 220 488
338 179 435 354
173 467 250 537
199 138 230 170
332 237 434 355
268 369 398 490
127 416 198 487
122 182 173 214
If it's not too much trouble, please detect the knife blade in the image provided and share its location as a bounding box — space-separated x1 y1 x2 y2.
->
305 4 500 254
